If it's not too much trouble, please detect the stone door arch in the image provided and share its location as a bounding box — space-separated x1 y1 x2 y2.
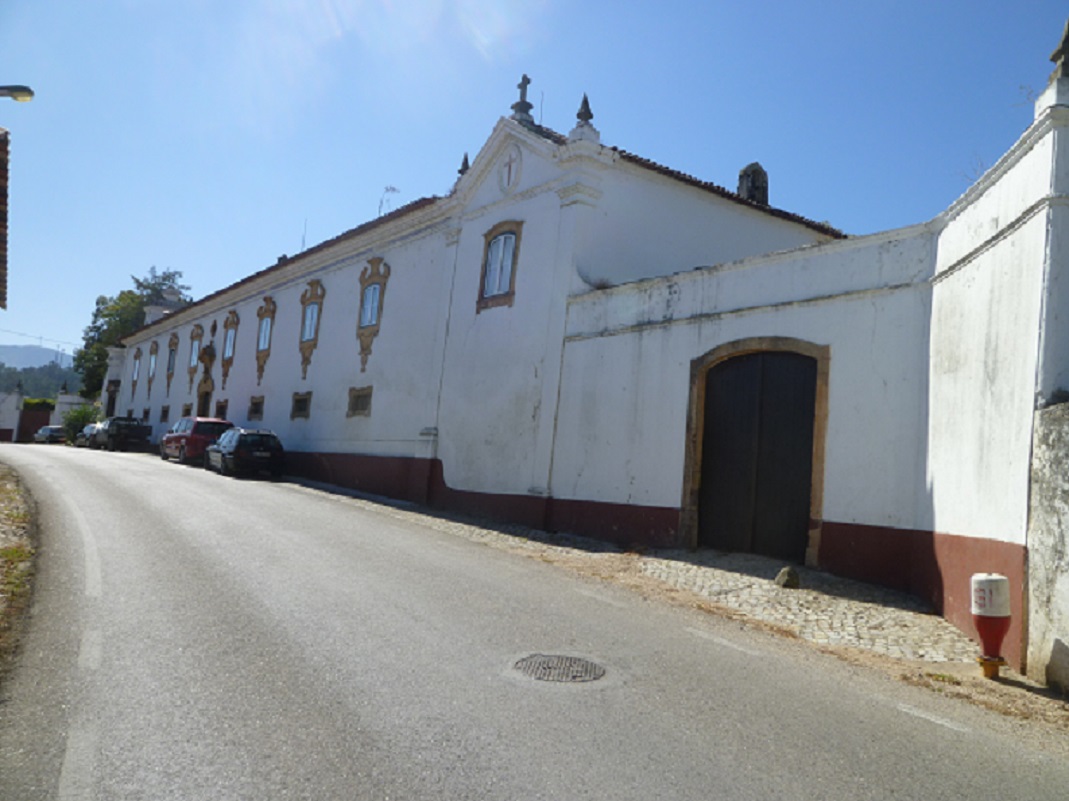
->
682 338 829 563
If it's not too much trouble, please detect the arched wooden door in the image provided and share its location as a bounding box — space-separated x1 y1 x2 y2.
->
698 351 817 562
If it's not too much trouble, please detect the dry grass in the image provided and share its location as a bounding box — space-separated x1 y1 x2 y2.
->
0 465 34 685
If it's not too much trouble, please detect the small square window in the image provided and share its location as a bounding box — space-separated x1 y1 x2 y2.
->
347 386 372 417
215 399 229 420
291 391 312 420
126 408 134 418
181 403 193 417
160 405 170 423
248 396 264 421
142 408 150 423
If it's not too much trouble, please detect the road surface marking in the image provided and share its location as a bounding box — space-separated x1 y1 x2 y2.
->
57 718 99 800
686 627 762 656
77 629 102 672
896 703 970 732
63 497 102 598
575 588 628 608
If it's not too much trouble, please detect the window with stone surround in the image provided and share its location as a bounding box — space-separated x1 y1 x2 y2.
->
291 391 312 420
347 386 372 417
477 221 523 312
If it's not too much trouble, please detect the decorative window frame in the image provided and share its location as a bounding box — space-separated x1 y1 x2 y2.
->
131 347 142 398
248 395 264 421
347 386 373 417
221 310 239 390
298 279 326 379
357 257 389 372
147 341 158 398
255 296 277 386
181 402 193 417
291 391 312 420
166 333 179 395
215 399 229 420
477 220 523 312
187 324 204 392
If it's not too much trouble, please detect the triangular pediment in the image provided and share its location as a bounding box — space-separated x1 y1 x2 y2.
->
452 117 567 212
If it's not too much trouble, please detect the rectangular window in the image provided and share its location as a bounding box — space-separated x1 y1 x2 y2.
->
258 317 272 351
142 408 150 423
483 232 516 297
347 386 373 417
189 339 200 368
223 327 236 360
160 405 170 423
126 408 134 418
215 399 229 420
148 352 157 379
478 222 522 312
132 356 141 382
167 347 177 374
301 302 319 342
181 403 193 417
359 284 381 328
291 391 312 420
248 396 264 421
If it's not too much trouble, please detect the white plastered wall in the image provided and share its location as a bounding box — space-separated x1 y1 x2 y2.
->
554 229 935 531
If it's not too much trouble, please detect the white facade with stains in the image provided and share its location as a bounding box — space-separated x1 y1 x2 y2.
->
111 59 1069 684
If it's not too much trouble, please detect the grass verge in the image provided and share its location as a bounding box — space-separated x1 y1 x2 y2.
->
0 465 35 687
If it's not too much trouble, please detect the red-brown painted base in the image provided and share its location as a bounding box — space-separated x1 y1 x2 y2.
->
820 522 1026 669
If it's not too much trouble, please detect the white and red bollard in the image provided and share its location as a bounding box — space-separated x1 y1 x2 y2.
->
971 573 1011 679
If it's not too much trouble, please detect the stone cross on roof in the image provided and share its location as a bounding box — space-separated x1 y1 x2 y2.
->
1051 18 1069 82
510 74 535 124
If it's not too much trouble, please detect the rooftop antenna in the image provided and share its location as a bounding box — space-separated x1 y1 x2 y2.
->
378 186 399 217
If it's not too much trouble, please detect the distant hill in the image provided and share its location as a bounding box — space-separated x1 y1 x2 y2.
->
0 344 74 370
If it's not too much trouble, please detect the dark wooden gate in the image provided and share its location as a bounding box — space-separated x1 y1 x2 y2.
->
698 351 817 561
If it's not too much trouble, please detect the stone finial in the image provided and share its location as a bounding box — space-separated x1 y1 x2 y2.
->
737 162 769 206
458 152 470 176
1052 18 1069 83
568 92 600 143
510 74 534 123
577 93 593 124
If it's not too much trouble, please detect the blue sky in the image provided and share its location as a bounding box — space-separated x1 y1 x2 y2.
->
1 1 1066 364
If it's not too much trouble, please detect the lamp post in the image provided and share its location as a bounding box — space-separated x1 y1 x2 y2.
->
0 86 34 102
1 83 32 310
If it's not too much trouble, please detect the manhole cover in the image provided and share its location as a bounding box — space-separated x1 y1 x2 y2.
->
514 654 606 683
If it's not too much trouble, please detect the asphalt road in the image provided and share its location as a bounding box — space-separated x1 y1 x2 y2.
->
0 444 1066 800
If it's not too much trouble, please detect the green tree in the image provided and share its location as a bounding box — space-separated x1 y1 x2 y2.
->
73 268 191 399
62 404 100 442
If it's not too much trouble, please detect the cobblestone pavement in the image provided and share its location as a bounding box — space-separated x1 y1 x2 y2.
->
639 550 978 663
297 482 980 665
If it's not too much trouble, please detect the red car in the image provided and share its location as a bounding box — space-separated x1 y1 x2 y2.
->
160 416 234 465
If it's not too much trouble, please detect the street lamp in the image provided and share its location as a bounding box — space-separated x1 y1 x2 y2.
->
0 86 34 102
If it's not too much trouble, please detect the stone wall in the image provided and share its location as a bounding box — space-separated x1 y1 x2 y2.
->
1026 402 1069 690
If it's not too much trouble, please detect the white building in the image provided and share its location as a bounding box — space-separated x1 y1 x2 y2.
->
114 28 1069 687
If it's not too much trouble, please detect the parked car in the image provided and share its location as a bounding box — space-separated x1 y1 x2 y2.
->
160 416 234 465
74 423 101 447
205 428 285 478
33 425 66 444
91 417 152 451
